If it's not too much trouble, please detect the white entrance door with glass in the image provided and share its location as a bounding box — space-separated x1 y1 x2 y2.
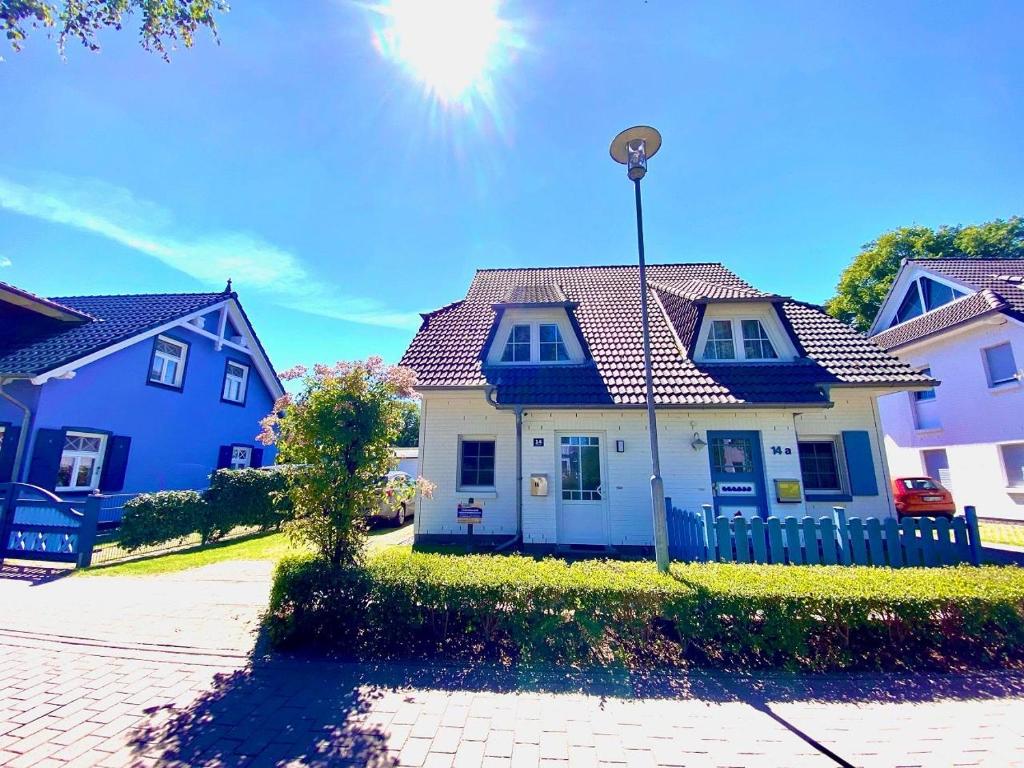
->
557 434 607 545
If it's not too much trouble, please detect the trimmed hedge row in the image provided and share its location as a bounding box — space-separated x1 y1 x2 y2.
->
267 549 1024 671
119 467 291 550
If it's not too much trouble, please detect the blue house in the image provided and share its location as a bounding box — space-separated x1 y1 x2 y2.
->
0 280 283 501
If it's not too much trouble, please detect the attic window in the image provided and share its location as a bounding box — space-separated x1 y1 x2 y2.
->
539 324 570 361
701 318 781 362
501 324 531 362
889 276 966 328
741 320 778 359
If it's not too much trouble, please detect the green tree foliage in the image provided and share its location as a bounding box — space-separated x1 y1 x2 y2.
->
394 400 420 447
258 358 419 566
826 217 1024 331
2 0 224 59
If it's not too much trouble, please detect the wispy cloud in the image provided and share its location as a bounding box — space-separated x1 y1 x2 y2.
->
0 174 420 329
0 255 10 267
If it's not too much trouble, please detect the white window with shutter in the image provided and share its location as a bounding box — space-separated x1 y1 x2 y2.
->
149 335 188 388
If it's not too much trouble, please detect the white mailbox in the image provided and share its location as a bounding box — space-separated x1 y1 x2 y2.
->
530 474 549 496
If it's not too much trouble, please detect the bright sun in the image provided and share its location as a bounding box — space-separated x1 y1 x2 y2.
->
370 0 514 108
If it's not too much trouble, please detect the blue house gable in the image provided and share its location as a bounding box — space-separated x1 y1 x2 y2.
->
0 280 284 498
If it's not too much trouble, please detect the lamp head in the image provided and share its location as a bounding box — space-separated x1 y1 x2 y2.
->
610 125 662 181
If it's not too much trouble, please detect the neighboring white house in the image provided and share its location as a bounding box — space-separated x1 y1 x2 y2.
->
392 446 419 476
870 258 1024 521
400 264 930 551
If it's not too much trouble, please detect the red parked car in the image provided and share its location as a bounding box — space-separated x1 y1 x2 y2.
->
892 477 956 519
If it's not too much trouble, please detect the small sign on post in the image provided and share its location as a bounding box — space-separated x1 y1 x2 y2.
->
457 504 483 525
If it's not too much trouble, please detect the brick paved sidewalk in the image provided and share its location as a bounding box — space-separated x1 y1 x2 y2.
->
0 560 1023 767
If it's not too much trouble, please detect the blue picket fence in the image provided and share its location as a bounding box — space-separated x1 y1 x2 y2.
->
665 500 983 567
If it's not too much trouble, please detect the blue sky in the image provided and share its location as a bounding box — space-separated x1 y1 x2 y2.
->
1 0 1021 371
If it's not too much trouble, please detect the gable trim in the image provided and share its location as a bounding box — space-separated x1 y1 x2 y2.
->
26 299 284 398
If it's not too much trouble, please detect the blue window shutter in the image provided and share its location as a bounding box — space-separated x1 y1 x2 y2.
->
216 445 232 469
250 448 264 468
99 436 132 492
0 426 21 482
842 430 879 496
27 428 66 491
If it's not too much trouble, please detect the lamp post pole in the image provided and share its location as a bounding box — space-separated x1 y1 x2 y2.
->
611 125 670 574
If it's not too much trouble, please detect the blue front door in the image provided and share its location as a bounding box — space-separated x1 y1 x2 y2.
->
707 430 769 519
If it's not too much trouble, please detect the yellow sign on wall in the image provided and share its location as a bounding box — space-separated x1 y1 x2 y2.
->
774 478 803 503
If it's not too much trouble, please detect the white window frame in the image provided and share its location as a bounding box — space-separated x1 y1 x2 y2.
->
697 315 789 362
230 445 252 470
501 324 532 362
982 342 1020 389
998 442 1024 489
538 323 571 362
491 313 582 366
222 360 250 403
457 436 497 491
739 318 779 360
797 436 847 495
56 431 107 492
149 335 188 388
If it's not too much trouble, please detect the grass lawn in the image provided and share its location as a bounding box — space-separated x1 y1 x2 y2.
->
78 522 413 577
980 521 1024 548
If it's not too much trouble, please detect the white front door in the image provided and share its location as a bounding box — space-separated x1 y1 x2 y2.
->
557 434 607 545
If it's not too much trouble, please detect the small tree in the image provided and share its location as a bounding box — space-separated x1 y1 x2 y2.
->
258 358 418 566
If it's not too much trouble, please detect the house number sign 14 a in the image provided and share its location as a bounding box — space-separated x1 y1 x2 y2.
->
770 446 793 456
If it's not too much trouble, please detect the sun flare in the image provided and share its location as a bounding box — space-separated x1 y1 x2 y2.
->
370 0 517 109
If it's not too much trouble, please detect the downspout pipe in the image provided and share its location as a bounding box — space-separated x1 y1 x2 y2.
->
485 386 523 550
0 378 32 484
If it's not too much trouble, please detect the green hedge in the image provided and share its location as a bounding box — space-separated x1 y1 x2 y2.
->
118 467 291 550
266 549 1024 671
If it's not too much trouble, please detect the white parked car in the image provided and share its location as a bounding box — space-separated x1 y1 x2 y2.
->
369 470 416 527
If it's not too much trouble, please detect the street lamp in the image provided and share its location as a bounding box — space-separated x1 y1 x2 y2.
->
610 125 670 573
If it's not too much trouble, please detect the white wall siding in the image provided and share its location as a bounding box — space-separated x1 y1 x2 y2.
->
878 318 1024 520
418 388 896 544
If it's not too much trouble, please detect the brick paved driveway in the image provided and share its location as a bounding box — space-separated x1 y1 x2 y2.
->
0 560 1022 767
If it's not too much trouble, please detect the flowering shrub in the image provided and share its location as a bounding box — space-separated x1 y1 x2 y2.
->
259 357 422 565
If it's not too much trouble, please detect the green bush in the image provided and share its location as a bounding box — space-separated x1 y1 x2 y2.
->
266 550 1024 671
118 468 292 550
118 490 207 550
203 467 292 538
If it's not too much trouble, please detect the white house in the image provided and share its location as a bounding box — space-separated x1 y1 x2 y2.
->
870 258 1024 521
401 264 930 551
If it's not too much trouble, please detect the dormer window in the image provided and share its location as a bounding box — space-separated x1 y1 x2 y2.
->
889 275 966 328
741 320 778 359
539 324 570 361
703 320 735 360
501 324 532 362
700 317 783 362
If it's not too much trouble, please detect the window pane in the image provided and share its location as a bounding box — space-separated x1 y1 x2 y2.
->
75 457 95 487
712 438 753 473
1001 444 1024 487
798 441 841 491
740 319 778 359
57 457 74 488
892 283 924 325
227 362 245 377
986 343 1018 386
561 445 581 497
149 357 164 382
513 325 530 342
580 445 601 493
914 367 936 401
164 359 178 384
539 324 560 343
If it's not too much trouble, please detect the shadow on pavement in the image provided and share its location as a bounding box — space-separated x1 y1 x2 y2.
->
0 563 72 585
129 648 1024 765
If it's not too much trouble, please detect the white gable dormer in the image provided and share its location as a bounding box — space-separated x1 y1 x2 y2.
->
486 307 586 365
871 265 970 334
693 302 799 363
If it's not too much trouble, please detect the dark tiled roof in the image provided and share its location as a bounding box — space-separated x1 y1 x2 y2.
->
401 264 929 406
870 258 1024 349
0 291 228 376
872 289 1008 350
650 278 778 302
501 284 568 305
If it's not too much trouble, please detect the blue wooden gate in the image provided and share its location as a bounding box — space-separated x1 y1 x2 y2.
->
665 498 983 567
0 483 101 567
